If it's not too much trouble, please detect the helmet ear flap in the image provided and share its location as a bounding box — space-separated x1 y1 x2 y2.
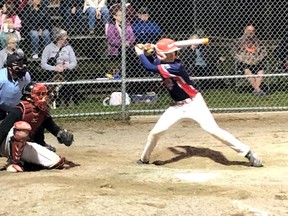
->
156 50 167 60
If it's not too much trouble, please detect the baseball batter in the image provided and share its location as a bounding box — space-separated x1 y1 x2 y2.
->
134 38 262 167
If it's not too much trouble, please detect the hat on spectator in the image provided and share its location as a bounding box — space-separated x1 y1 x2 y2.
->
138 7 149 14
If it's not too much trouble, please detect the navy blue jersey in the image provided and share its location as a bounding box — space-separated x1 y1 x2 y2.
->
139 54 198 101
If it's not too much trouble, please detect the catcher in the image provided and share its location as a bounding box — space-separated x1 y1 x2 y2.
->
0 82 74 172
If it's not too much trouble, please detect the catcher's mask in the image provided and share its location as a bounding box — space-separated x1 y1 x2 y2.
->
23 82 48 111
155 38 181 60
6 52 28 78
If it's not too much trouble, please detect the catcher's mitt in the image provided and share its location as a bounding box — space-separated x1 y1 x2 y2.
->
57 129 74 146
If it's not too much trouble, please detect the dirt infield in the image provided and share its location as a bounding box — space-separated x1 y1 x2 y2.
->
1 112 288 216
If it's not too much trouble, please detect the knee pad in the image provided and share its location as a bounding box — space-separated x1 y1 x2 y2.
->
13 121 32 141
10 121 32 164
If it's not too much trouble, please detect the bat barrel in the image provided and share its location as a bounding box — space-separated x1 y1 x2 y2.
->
175 38 209 46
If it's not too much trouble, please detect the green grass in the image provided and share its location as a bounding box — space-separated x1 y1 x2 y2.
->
50 88 288 118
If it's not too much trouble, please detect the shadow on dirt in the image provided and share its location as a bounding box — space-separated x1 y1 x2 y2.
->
23 159 80 172
152 145 250 166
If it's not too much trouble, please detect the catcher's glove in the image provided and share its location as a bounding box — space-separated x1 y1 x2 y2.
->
57 129 74 146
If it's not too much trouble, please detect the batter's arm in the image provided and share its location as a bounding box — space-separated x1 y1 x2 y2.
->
139 54 159 73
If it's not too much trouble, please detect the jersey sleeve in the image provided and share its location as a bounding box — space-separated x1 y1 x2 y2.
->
157 63 181 79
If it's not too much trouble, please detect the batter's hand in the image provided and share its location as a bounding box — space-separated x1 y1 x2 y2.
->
143 43 155 56
135 44 144 56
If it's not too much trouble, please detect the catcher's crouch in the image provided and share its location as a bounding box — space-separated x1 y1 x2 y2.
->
0 82 74 172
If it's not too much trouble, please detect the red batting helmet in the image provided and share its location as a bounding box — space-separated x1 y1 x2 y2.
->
155 38 181 60
156 38 181 54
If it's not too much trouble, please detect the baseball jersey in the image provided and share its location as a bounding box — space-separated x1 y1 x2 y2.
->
139 54 198 101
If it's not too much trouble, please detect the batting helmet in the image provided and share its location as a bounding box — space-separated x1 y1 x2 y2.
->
22 82 49 111
156 38 181 54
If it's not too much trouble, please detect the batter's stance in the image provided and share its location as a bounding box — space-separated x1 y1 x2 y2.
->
134 38 262 167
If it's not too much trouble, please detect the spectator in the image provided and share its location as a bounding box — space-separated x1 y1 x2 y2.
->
21 0 51 59
233 25 268 96
41 28 79 106
275 32 288 72
0 33 24 68
0 51 30 120
0 82 74 172
108 1 136 25
181 34 225 90
132 6 161 44
83 0 110 35
60 0 84 36
0 2 21 49
107 3 135 65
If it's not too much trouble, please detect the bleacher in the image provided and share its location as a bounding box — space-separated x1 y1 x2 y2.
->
21 2 114 82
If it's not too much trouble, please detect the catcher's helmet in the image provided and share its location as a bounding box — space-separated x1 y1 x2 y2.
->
155 38 181 54
22 82 49 111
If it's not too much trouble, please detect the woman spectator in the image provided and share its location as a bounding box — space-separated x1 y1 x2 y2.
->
22 0 51 59
0 33 24 67
0 2 21 49
41 28 79 107
107 3 135 77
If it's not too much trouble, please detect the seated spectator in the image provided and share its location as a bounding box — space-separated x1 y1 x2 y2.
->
60 0 85 36
83 0 110 35
275 32 288 72
107 3 135 65
21 0 51 59
181 33 225 90
6 0 49 13
0 2 21 49
0 33 24 68
233 25 268 96
108 1 136 25
41 28 79 106
132 6 161 44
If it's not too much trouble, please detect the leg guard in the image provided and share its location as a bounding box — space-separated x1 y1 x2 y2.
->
7 121 32 172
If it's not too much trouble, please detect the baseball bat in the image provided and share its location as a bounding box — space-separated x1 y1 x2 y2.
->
174 38 209 46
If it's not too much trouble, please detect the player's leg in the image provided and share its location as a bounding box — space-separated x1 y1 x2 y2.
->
139 106 183 163
5 121 32 172
185 93 250 155
22 142 65 169
185 93 262 166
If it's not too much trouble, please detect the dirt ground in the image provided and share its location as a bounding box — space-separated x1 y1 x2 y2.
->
0 112 288 216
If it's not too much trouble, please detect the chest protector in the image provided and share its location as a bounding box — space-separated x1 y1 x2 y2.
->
19 101 48 138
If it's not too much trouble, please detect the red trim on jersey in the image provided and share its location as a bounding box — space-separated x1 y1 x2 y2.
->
158 65 198 97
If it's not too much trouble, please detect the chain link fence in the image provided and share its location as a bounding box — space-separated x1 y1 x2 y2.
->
1 0 287 119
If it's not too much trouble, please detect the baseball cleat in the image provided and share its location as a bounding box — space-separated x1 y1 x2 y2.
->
136 159 149 165
245 151 263 167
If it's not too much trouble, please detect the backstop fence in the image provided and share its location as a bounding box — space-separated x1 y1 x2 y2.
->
1 0 287 119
